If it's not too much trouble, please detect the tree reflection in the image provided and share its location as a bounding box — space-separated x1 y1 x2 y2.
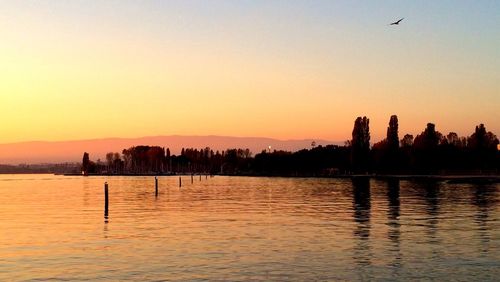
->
424 182 440 237
387 179 401 268
416 181 443 262
471 184 498 255
352 177 371 267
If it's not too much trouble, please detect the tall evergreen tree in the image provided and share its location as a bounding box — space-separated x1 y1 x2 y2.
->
387 115 399 151
351 116 370 172
82 152 90 175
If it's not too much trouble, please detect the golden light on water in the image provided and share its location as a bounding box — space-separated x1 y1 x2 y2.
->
0 175 498 280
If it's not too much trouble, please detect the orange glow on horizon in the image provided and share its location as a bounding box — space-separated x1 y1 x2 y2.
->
0 2 499 144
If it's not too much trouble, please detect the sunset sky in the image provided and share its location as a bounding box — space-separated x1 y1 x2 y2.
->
1 0 499 144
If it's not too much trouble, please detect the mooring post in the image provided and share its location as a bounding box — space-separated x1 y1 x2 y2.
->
191 174 194 184
206 174 208 180
199 174 201 181
179 176 182 187
104 182 109 217
155 176 158 197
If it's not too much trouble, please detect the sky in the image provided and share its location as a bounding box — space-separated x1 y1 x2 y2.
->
1 0 499 144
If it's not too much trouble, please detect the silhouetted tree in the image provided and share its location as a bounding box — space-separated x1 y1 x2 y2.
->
351 116 370 173
400 134 414 148
413 123 443 173
467 124 499 169
112 152 123 173
414 123 442 149
373 115 400 172
387 115 399 151
468 124 498 151
79 116 499 176
122 149 132 172
165 148 171 172
397 134 414 172
82 152 90 175
446 132 461 147
385 115 400 171
105 152 114 172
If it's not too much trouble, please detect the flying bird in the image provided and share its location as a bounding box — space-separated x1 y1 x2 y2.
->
390 18 404 25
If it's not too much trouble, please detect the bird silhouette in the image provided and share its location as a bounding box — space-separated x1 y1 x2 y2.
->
390 18 404 25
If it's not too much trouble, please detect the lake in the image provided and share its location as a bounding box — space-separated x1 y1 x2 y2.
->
0 174 499 281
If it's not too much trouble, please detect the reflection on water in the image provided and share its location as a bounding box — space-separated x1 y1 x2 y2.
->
386 179 401 269
352 177 371 270
472 185 498 256
0 175 499 281
104 182 109 223
417 181 442 263
424 181 441 239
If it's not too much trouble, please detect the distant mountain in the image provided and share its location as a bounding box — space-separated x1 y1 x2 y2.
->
0 135 340 164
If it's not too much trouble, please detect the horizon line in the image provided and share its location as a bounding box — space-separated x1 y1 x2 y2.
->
0 134 340 146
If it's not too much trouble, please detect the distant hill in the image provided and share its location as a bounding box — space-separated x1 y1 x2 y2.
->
0 135 340 164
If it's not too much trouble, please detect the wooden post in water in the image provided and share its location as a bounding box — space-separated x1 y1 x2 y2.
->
206 174 208 180
199 174 201 181
191 174 194 184
104 182 109 217
179 176 182 187
155 176 158 197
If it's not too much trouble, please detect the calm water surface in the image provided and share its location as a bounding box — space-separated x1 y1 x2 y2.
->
0 175 499 281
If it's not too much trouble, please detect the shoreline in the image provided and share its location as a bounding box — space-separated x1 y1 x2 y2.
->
60 173 500 184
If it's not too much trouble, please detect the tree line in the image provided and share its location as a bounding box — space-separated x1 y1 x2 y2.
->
81 147 253 175
360 116 499 174
81 115 499 176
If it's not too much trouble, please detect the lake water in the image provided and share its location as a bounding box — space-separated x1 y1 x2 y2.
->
0 174 499 281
